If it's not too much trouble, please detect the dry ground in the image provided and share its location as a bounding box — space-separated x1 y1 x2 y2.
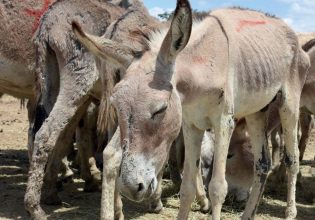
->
0 95 314 220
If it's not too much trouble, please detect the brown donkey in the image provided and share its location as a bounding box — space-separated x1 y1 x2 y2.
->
74 0 310 219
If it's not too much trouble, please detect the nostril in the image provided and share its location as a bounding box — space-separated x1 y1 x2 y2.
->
137 183 145 192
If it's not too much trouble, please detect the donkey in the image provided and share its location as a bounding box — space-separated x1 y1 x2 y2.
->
298 33 315 160
170 121 253 202
75 0 310 219
0 0 104 186
0 0 58 158
270 33 315 169
175 34 315 203
0 0 78 182
24 0 166 219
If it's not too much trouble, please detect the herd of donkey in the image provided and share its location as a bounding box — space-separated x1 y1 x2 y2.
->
1 0 315 219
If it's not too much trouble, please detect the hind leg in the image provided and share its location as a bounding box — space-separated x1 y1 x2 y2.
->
26 98 36 162
271 126 284 170
42 131 76 205
279 92 300 219
76 103 101 192
242 111 271 220
299 112 312 161
24 64 98 219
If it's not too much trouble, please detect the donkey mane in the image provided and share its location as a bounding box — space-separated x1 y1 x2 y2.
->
229 6 278 19
129 19 207 56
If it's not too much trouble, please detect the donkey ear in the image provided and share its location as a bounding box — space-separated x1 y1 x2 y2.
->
158 0 192 65
72 21 134 69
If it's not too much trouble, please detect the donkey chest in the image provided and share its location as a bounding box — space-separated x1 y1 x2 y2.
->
182 94 223 130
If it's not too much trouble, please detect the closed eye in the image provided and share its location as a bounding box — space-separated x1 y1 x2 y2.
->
151 105 168 119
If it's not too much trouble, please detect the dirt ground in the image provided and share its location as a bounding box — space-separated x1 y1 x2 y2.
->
0 95 314 220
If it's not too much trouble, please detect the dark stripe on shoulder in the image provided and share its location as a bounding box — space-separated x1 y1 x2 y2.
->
208 15 229 49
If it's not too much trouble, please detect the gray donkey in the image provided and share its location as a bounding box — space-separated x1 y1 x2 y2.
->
0 0 57 158
74 0 310 219
0 0 77 188
24 0 164 219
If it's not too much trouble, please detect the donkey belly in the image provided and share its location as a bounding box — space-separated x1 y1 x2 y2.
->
234 83 282 118
0 54 34 98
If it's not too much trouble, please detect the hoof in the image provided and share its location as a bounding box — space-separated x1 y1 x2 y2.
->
25 205 47 220
91 170 102 182
114 211 124 220
199 197 210 214
149 199 163 213
285 206 297 220
241 213 254 220
43 193 62 205
32 207 47 220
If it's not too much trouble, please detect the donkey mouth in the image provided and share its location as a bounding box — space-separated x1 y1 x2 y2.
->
119 177 157 202
122 189 154 202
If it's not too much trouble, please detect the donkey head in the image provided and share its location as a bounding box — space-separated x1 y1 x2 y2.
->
73 0 192 202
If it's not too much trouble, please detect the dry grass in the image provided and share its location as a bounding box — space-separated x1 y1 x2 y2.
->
0 95 314 220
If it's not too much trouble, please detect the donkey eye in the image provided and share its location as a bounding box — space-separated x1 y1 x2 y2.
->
151 105 168 119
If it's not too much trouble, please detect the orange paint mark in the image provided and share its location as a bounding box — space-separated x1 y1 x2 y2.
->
192 56 207 64
24 0 52 33
236 20 267 32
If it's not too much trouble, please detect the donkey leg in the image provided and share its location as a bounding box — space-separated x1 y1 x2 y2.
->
168 139 182 189
43 127 77 205
242 112 271 220
149 170 164 213
26 98 36 162
114 182 124 220
279 96 300 219
76 103 101 192
299 112 312 161
177 123 204 220
101 128 122 220
208 114 234 220
60 156 74 183
24 95 91 219
271 127 282 169
195 166 209 213
24 61 98 219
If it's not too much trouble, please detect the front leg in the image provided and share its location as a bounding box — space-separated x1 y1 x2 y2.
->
148 170 164 213
177 122 204 220
101 128 123 220
208 114 235 220
196 165 210 213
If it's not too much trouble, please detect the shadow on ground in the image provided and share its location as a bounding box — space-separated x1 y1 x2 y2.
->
0 149 314 220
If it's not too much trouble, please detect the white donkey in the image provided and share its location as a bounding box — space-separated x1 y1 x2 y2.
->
74 0 310 219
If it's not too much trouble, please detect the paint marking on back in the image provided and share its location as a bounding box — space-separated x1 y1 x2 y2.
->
24 0 52 33
236 20 267 32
